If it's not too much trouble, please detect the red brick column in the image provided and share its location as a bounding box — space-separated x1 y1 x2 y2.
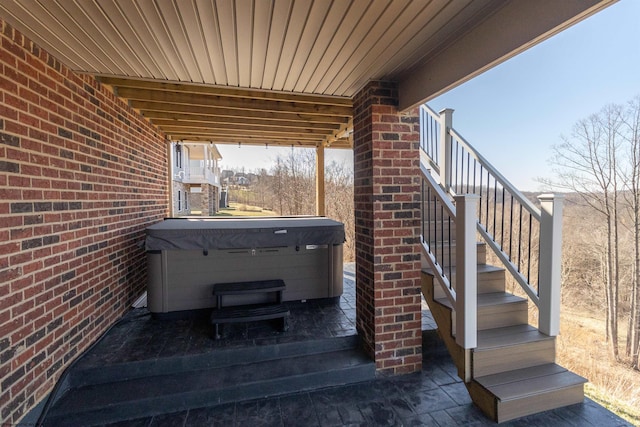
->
353 81 422 374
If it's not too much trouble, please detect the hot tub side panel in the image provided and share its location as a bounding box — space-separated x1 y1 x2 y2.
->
147 251 166 313
147 244 343 313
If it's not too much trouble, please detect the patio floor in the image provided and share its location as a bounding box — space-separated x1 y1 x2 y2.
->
48 264 630 426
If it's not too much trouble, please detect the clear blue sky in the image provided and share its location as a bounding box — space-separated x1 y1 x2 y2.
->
219 0 640 190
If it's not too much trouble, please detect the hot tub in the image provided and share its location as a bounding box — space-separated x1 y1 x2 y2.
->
145 216 345 314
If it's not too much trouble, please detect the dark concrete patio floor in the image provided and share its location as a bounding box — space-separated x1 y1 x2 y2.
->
71 264 629 426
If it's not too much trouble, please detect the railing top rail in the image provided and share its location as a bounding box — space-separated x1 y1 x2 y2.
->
420 147 440 175
448 128 541 221
420 162 456 218
420 103 441 121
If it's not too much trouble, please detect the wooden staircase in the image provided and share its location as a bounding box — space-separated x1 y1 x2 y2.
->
421 238 587 423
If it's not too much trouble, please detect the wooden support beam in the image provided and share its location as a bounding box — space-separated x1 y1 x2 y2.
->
152 120 334 136
132 101 349 125
316 145 325 216
98 76 352 107
142 111 341 131
117 87 352 117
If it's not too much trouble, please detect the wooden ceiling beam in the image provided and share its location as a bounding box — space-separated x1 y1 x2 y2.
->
143 111 341 131
97 76 352 106
131 101 349 124
117 87 352 116
170 133 317 144
155 120 332 136
170 135 353 149
322 118 353 148
166 128 322 140
100 76 354 150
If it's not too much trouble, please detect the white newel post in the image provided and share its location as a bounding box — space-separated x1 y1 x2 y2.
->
454 194 478 350
538 194 564 337
439 108 454 192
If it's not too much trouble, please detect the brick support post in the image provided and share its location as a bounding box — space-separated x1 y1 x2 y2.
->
353 81 422 374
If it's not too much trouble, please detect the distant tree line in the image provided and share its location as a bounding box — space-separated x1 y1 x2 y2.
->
227 148 355 261
542 95 640 369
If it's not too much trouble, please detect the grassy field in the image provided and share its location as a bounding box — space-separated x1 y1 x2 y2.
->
214 202 277 217
557 308 640 426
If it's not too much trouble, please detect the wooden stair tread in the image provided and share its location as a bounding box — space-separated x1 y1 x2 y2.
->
476 324 536 338
213 279 286 295
420 234 584 422
423 264 505 276
210 304 290 323
474 363 566 387
477 367 587 401
476 325 554 349
477 292 526 306
434 292 526 310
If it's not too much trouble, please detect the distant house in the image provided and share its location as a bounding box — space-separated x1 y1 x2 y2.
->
171 142 223 216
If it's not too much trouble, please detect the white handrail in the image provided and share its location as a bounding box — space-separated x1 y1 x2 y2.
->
421 164 478 349
421 105 562 342
419 105 441 174
420 162 456 217
421 103 441 121
420 164 456 308
419 103 564 338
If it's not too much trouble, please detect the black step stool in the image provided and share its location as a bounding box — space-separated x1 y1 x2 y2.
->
210 279 290 339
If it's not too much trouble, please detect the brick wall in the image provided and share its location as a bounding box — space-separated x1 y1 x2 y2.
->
0 19 168 424
353 81 422 374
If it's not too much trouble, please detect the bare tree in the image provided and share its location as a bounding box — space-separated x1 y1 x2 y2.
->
619 96 640 369
560 207 608 310
543 103 625 360
223 149 355 260
272 157 287 214
325 160 355 261
271 148 315 215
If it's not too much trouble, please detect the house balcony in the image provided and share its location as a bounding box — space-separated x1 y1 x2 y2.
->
34 263 628 426
178 166 221 187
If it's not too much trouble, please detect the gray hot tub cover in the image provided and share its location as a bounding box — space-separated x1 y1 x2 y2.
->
145 217 345 251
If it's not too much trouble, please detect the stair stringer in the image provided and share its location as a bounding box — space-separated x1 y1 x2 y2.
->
420 272 470 381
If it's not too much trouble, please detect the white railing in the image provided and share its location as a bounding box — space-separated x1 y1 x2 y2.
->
419 105 563 337
184 165 221 186
421 163 478 349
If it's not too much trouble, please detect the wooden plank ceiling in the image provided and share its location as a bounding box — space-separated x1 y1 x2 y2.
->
0 0 614 148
